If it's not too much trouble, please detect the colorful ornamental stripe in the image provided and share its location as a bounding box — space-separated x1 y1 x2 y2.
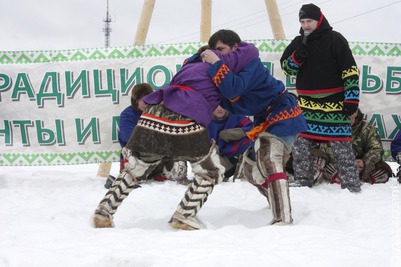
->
138 113 204 135
246 105 303 141
298 95 352 142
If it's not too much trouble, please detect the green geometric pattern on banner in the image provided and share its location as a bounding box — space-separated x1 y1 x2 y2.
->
59 153 77 164
89 50 107 60
351 43 401 56
96 151 116 160
108 49 125 59
126 48 144 58
145 47 163 57
77 152 96 161
22 154 42 164
2 41 399 65
70 51 88 61
1 153 21 165
0 54 13 64
16 54 32 64
52 52 69 62
388 46 401 56
181 44 200 55
0 151 121 166
257 42 274 53
34 53 51 63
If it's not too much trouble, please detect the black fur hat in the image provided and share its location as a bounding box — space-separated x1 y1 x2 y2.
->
299 3 321 21
131 83 153 111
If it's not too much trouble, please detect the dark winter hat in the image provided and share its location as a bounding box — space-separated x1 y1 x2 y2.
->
131 83 153 110
299 3 321 21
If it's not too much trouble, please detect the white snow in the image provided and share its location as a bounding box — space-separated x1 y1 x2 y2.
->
0 162 400 267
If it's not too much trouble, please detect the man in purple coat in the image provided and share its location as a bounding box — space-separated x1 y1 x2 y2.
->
92 42 259 230
104 83 188 189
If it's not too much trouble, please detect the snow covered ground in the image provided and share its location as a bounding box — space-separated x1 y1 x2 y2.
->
0 162 400 267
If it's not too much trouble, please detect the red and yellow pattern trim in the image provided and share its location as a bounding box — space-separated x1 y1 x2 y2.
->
246 105 303 141
212 64 230 87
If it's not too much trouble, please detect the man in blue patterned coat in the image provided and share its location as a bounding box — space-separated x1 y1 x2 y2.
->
204 29 307 225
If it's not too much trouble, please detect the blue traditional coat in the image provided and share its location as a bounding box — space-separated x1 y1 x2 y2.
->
391 130 401 160
208 57 307 140
207 114 253 158
118 106 142 148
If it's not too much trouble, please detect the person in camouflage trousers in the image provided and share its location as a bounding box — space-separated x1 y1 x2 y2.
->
313 108 392 185
391 129 401 183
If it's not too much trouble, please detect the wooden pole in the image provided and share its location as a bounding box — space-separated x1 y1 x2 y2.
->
200 0 212 42
97 162 113 178
99 1 156 179
264 0 286 40
134 0 156 45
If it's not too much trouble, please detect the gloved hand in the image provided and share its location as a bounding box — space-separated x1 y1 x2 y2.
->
219 128 247 142
343 102 358 116
323 163 340 184
312 156 327 184
294 43 308 63
219 156 233 171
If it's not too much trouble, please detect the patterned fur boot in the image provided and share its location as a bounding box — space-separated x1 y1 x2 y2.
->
254 133 293 225
266 175 293 225
93 148 160 228
169 142 225 230
240 147 270 206
311 149 329 185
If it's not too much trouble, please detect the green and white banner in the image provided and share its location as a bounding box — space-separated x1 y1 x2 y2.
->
1 40 400 165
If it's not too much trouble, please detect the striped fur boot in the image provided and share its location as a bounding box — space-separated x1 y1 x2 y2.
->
265 174 293 225
93 148 160 228
169 142 225 230
254 132 293 225
240 147 270 206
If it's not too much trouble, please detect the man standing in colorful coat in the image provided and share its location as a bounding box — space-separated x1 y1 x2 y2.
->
280 3 361 192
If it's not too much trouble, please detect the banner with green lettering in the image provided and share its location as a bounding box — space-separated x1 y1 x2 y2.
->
0 40 400 165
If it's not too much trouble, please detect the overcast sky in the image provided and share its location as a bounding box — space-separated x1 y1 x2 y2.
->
1 0 401 51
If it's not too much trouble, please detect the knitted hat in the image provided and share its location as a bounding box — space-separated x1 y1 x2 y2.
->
299 4 321 21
